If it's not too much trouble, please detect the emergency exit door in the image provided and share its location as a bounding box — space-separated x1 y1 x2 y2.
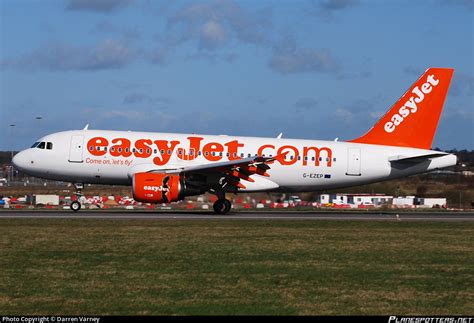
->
346 148 361 176
69 135 84 163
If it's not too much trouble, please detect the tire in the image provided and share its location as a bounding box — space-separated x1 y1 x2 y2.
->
213 199 232 214
70 201 81 212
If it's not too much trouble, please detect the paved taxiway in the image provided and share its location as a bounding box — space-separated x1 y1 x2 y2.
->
0 210 473 221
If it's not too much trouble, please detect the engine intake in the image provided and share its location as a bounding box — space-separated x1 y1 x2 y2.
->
132 172 185 203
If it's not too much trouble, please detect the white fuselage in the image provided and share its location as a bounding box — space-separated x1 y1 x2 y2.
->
12 130 457 192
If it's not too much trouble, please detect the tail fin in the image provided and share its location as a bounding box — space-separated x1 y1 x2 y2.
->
349 67 454 149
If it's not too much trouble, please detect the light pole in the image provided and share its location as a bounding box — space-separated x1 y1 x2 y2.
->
9 124 16 185
36 117 42 137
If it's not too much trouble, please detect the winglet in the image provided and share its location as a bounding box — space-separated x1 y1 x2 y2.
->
83 124 89 130
349 68 454 149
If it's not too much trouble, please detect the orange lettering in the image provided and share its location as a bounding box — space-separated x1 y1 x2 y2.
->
153 140 179 166
225 140 244 160
134 139 153 158
87 137 108 156
303 147 332 166
257 144 275 157
110 138 132 157
277 145 299 165
177 136 203 161
202 142 224 162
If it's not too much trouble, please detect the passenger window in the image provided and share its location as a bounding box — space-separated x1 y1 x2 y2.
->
37 142 45 149
46 142 53 150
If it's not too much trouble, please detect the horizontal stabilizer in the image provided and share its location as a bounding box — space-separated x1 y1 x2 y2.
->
389 153 449 164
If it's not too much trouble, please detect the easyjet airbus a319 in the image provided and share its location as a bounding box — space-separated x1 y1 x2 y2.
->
13 68 457 214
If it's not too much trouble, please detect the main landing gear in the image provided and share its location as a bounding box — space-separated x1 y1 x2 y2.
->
213 199 232 214
212 187 232 214
70 183 83 212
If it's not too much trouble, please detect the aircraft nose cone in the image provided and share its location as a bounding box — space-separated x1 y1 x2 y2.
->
12 151 28 172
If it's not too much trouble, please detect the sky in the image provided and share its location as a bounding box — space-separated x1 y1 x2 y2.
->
1 0 473 151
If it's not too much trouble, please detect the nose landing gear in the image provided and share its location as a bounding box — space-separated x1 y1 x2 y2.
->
70 183 84 212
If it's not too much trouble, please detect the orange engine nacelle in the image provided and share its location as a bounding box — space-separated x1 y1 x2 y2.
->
132 172 185 204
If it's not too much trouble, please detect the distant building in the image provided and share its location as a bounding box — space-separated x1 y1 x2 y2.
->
415 197 447 208
319 194 447 208
392 196 416 208
318 194 393 206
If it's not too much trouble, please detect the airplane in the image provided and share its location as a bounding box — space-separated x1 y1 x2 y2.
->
12 67 457 214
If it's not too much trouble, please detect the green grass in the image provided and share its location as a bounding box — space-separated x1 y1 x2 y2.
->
0 219 473 315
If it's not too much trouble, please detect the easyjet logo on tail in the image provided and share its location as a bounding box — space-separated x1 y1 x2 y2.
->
384 74 440 133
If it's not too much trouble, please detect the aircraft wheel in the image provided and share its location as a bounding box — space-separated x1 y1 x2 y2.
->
70 201 81 212
213 199 232 214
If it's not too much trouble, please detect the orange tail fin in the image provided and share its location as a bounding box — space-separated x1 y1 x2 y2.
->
349 67 454 149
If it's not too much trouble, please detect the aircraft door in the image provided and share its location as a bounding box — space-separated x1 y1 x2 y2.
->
69 135 84 163
346 148 361 176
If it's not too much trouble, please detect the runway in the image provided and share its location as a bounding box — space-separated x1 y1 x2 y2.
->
0 210 473 221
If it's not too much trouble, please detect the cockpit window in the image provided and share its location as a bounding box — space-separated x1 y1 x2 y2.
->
31 142 40 148
46 142 53 150
37 142 46 149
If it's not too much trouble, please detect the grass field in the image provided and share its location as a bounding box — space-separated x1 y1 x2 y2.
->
0 219 473 315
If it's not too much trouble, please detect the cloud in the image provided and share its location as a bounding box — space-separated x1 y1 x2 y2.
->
123 93 171 105
294 98 318 110
2 39 136 72
147 47 172 65
450 72 474 96
438 0 474 11
246 96 268 105
166 0 272 50
92 21 141 41
311 0 360 20
369 110 384 119
318 0 360 10
102 109 146 120
403 66 423 76
184 51 239 64
66 0 133 13
200 20 227 49
269 47 340 74
333 107 354 123
80 107 176 131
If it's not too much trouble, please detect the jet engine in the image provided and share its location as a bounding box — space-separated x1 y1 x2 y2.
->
132 172 186 203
